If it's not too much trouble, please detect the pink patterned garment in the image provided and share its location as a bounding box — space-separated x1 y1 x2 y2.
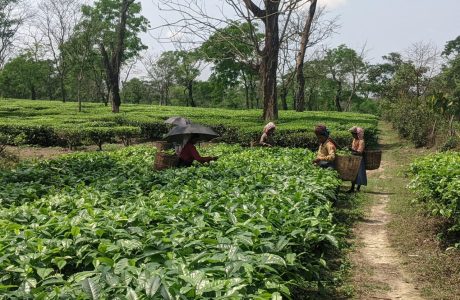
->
349 126 364 140
263 122 276 134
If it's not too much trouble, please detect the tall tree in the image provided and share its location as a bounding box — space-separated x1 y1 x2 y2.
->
431 36 460 135
63 19 99 111
81 0 148 112
323 45 365 112
37 0 82 103
0 51 53 99
293 0 317 112
121 77 153 104
240 0 281 120
366 52 404 99
368 46 439 104
0 0 27 68
299 53 331 110
159 0 310 120
200 22 260 109
277 42 295 110
172 50 201 107
279 5 337 111
405 41 439 102
143 51 177 106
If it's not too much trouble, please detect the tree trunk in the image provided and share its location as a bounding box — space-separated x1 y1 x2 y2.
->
159 86 164 105
47 69 54 99
261 6 279 121
165 85 169 105
242 72 250 109
306 87 314 111
334 80 343 112
345 73 357 111
294 0 317 112
111 78 121 112
243 0 279 119
100 0 133 113
449 115 455 136
249 73 256 109
31 85 36 100
244 82 250 109
295 74 306 111
77 69 82 112
292 90 297 110
106 90 112 107
188 81 196 107
280 84 288 110
60 73 67 103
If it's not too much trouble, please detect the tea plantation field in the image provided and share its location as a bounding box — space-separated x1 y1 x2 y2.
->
0 145 345 299
409 151 460 237
0 99 379 149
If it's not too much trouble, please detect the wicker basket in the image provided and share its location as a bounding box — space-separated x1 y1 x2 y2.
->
154 152 178 171
153 141 172 152
364 150 382 170
335 155 362 181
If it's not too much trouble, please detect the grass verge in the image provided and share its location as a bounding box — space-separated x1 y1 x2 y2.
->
347 121 460 299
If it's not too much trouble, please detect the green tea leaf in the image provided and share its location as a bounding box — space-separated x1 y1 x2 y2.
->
126 287 138 300
36 268 53 280
145 276 161 297
81 278 100 300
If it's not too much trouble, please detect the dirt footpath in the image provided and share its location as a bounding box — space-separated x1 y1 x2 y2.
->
351 193 423 299
349 130 424 299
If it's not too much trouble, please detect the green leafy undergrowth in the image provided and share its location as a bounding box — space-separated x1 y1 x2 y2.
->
408 151 460 241
0 145 343 299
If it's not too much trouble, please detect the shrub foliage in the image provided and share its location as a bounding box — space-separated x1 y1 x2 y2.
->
409 151 460 236
0 100 379 149
0 145 346 298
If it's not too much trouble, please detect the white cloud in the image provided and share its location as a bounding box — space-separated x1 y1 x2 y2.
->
320 0 348 9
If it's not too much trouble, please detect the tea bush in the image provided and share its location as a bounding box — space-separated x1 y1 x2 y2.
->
0 145 345 299
381 100 439 147
409 151 460 234
0 99 379 149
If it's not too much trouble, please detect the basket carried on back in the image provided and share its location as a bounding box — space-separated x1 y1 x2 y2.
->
335 155 362 181
364 150 382 170
153 141 172 152
154 152 178 171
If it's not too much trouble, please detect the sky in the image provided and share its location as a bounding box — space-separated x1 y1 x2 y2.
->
321 0 460 61
132 0 460 77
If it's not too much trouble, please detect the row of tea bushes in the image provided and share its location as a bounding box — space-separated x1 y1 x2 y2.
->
0 99 379 149
409 151 460 237
0 145 343 299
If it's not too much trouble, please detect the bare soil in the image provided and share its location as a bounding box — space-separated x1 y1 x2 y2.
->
351 194 423 299
4 142 150 161
349 124 424 299
5 145 72 160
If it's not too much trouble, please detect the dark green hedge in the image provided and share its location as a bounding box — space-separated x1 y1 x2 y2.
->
0 100 379 149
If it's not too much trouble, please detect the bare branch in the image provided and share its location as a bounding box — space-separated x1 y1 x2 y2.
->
0 0 30 67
